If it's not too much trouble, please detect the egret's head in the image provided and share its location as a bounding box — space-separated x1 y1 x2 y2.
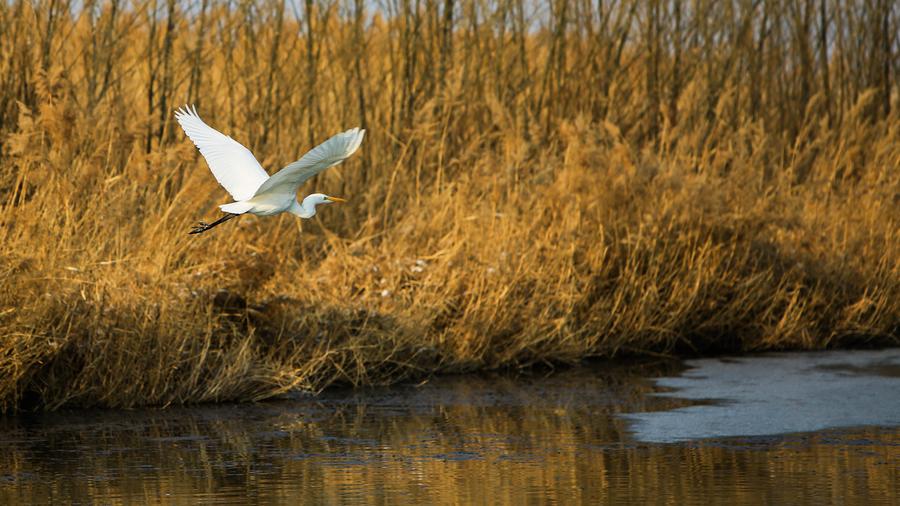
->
323 195 346 204
295 193 347 218
302 193 346 208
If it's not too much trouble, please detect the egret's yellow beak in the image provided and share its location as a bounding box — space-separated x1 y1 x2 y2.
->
325 196 347 203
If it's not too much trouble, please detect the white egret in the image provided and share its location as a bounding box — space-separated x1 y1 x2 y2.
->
174 105 365 234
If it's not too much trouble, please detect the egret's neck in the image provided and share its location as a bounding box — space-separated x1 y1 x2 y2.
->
290 195 318 219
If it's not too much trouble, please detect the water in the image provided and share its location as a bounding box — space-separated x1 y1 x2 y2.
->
1 349 897 505
625 348 900 442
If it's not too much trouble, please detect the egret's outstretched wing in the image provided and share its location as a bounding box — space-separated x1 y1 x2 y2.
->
253 127 365 197
174 105 269 201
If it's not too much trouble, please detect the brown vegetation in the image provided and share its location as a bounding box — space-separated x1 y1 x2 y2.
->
0 0 898 411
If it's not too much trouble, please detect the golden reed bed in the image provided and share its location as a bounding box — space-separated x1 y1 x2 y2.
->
1 0 898 410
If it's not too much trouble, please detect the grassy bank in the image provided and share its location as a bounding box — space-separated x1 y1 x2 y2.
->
1 0 898 411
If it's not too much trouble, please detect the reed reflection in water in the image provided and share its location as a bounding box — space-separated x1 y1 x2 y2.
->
0 361 896 505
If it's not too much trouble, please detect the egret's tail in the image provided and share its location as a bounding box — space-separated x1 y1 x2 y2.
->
219 201 253 214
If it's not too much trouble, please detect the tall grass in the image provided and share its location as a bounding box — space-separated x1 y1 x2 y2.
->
0 0 898 411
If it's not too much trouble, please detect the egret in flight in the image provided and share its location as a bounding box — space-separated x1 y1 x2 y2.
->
174 105 365 234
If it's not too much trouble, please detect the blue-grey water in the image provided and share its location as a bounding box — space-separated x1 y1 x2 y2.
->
626 348 900 443
1 349 897 504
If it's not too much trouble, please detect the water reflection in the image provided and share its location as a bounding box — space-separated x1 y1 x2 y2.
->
0 357 896 505
626 348 900 442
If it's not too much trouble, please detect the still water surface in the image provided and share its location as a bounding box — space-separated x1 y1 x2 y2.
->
1 349 897 504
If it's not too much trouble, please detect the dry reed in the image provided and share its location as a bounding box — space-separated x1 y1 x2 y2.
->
0 0 898 411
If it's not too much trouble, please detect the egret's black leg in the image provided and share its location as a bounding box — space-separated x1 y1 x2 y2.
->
189 213 239 235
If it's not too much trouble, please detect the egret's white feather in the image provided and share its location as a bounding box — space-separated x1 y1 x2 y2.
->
174 105 270 201
253 127 365 197
219 201 255 214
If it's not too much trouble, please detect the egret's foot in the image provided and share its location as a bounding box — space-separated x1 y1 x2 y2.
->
189 222 212 234
188 214 238 235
